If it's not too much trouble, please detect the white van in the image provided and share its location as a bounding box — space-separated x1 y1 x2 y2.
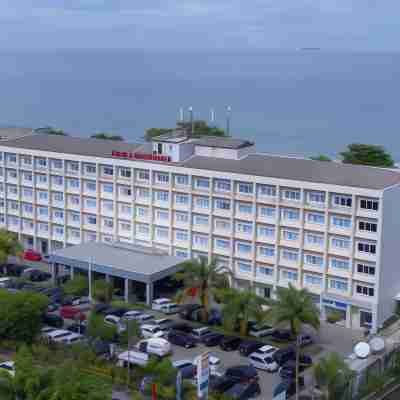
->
45 329 72 342
117 350 149 367
0 277 12 288
160 303 179 315
141 324 166 339
249 352 279 372
56 333 86 345
152 298 173 311
136 338 172 357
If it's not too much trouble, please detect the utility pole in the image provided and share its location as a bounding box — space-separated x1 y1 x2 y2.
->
188 106 194 135
226 106 231 136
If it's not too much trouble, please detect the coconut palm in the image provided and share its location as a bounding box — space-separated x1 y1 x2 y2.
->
267 284 320 400
0 228 23 266
175 257 231 321
219 288 266 336
314 352 354 400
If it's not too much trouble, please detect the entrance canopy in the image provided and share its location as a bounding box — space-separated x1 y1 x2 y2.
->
49 241 184 284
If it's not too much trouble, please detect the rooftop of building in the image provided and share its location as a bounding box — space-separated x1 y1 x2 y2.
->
50 241 184 283
192 136 254 149
0 127 34 141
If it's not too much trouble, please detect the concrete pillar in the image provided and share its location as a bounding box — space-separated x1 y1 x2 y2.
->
124 279 130 303
70 266 75 280
146 282 153 306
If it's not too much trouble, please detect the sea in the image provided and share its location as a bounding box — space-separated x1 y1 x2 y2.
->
1 48 400 159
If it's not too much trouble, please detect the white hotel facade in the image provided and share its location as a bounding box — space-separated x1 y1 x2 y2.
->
1 131 400 332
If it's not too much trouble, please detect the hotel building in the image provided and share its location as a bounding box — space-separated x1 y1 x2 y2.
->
1 131 400 332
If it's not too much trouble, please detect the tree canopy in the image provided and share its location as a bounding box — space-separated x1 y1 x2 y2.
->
0 229 22 264
34 126 68 136
340 143 395 167
310 154 332 162
63 276 88 297
90 133 124 141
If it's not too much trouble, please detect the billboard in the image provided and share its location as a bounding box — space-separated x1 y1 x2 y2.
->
197 352 210 399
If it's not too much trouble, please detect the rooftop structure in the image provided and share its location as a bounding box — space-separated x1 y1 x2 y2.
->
0 127 34 141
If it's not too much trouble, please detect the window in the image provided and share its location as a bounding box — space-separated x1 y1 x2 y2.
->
175 249 188 259
54 226 64 236
215 198 230 210
103 218 114 228
258 184 276 197
281 208 300 221
85 181 96 192
23 188 33 198
85 164 96 174
38 222 48 232
67 178 79 189
175 194 189 205
156 172 169 184
236 222 253 234
9 201 19 211
331 216 351 229
136 207 148 217
155 227 169 239
283 189 301 201
175 175 188 186
87 215 97 225
331 237 350 249
194 215 209 226
102 166 114 176
215 219 231 231
51 159 62 169
68 195 80 205
70 212 80 222
195 178 210 189
53 209 64 219
306 233 324 246
360 199 379 211
70 229 80 238
308 191 325 204
119 204 132 215
307 213 324 224
52 176 63 186
194 235 208 247
331 258 349 270
237 202 253 214
305 275 322 286
8 170 17 179
137 224 149 235
38 207 49 216
304 254 323 266
259 246 275 257
137 170 150 181
356 285 375 297
175 212 189 223
156 191 169 202
358 242 376 254
6 153 17 163
23 172 32 182
195 197 209 209
68 162 79 172
358 221 377 233
215 238 230 249
333 195 352 208
102 183 114 193
102 200 114 212
85 198 96 208
36 157 47 168
119 167 131 178
156 210 169 221
53 192 64 202
38 191 48 201
258 225 275 238
7 186 17 195
175 230 188 241
237 242 252 254
257 265 273 276
238 262 252 273
21 155 32 165
137 187 149 199
281 270 298 281
330 279 348 291
119 186 132 197
23 204 33 213
357 263 375 276
215 179 231 192
259 207 275 218
282 249 298 262
238 182 253 194
282 229 299 241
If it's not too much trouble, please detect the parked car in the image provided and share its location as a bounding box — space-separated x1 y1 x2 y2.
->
151 298 173 311
279 355 312 380
135 313 155 324
47 303 59 313
170 322 193 334
273 378 304 399
104 307 129 318
136 338 172 357
45 329 73 343
0 277 12 288
190 327 212 342
249 352 279 373
220 336 242 351
193 355 222 376
61 295 81 306
203 333 225 347
225 365 259 382
168 330 197 348
30 271 51 282
159 302 179 315
23 249 42 261
141 324 166 339
42 314 63 328
67 322 87 335
117 350 149 368
224 381 261 400
104 315 126 333
248 323 275 338
122 310 144 320
252 344 279 357
0 263 26 276
271 329 292 342
238 340 264 357
55 332 86 345
93 303 109 314
60 306 86 321
151 318 176 331
272 346 296 366
0 361 15 377
210 375 237 394
179 304 203 321
299 333 313 347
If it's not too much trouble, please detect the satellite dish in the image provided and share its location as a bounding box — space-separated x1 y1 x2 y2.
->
369 337 385 353
354 342 370 359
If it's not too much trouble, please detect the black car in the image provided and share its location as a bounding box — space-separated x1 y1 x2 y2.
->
238 340 265 356
210 375 237 394
273 346 296 366
225 365 259 383
279 356 313 380
224 381 261 400
68 323 87 335
1 263 27 277
42 314 63 328
203 333 225 347
179 304 203 321
271 329 292 342
170 322 193 334
31 271 51 282
220 336 242 351
168 330 197 348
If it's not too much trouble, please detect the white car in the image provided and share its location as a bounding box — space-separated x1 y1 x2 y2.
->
248 324 275 338
190 327 212 342
141 324 166 339
136 313 155 324
152 298 173 311
104 315 126 333
45 329 73 342
117 350 149 368
0 361 15 377
123 310 144 320
252 344 278 356
136 338 172 357
54 332 85 345
249 352 279 372
71 297 91 306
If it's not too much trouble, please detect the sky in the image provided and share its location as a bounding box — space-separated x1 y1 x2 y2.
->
0 0 399 51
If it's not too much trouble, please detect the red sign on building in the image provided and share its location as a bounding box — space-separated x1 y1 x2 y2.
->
111 150 171 162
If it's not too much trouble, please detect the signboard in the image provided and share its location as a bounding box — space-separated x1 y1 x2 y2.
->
322 298 348 310
111 150 171 162
197 352 210 399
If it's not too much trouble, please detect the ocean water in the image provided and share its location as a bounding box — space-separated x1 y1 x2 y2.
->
1 49 400 159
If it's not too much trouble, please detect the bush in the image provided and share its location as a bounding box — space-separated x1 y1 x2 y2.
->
326 310 344 324
63 276 88 297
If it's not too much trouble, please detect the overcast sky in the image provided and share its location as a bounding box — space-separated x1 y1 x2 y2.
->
1 0 399 51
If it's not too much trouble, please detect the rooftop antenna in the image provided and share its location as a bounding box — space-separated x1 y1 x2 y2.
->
179 107 184 122
188 106 194 136
210 108 215 123
226 106 231 136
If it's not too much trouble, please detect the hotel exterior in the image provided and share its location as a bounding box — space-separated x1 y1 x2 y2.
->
1 130 400 332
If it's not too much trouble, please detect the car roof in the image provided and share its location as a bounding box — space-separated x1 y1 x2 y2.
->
141 324 159 329
0 361 14 368
48 330 70 337
257 345 277 352
173 360 193 367
154 298 170 303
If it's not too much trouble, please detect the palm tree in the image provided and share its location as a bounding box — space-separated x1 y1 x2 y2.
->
0 229 23 266
175 257 231 322
314 352 354 400
267 284 320 400
219 288 266 336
